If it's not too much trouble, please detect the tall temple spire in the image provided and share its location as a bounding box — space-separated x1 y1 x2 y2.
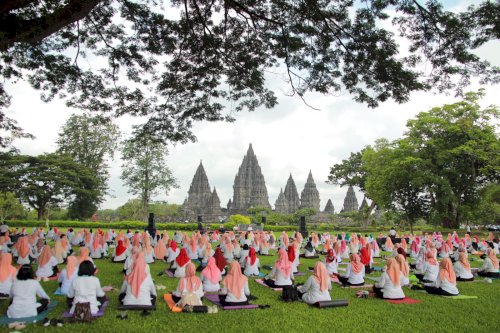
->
284 173 300 213
232 144 271 213
300 170 320 211
275 188 289 213
183 161 221 219
341 185 359 212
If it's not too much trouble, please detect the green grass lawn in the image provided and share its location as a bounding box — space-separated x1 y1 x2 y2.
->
1 235 499 332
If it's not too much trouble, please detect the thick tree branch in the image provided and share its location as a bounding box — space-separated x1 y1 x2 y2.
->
0 0 103 51
0 0 38 15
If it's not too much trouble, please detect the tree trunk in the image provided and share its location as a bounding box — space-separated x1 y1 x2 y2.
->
37 207 44 220
364 201 376 227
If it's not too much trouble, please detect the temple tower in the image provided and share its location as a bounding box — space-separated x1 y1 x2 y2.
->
299 171 320 211
284 174 300 213
341 185 359 212
274 189 289 213
324 199 335 214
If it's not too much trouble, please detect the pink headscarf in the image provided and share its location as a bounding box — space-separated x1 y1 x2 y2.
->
38 245 52 267
350 254 363 274
221 262 247 299
127 252 147 297
386 258 401 285
66 255 78 278
439 258 456 285
312 262 329 292
275 248 292 276
179 262 201 292
396 254 409 277
425 250 438 266
201 257 222 285
154 239 167 259
487 248 499 270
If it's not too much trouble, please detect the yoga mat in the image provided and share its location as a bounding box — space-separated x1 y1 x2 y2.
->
165 270 175 278
254 279 283 291
117 304 156 311
163 294 182 313
61 300 109 318
294 272 306 276
386 297 422 304
444 295 478 300
409 275 420 283
349 284 373 289
373 267 383 272
204 293 259 310
249 272 266 278
0 301 58 325
330 276 340 284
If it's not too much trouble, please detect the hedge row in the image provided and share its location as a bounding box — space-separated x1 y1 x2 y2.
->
4 219 464 234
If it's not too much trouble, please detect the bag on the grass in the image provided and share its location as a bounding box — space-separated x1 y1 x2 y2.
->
73 302 93 322
282 285 299 302
178 292 202 307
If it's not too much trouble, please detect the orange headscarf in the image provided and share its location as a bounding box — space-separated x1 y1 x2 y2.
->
458 252 471 272
350 254 363 274
487 248 499 270
222 262 248 299
154 239 167 259
0 253 17 282
54 240 65 259
395 254 409 277
16 236 30 258
386 258 401 285
312 262 329 292
38 245 52 267
385 237 393 249
127 252 148 298
179 262 201 292
425 250 438 265
77 247 91 263
201 257 221 285
66 255 78 278
143 237 153 254
400 238 407 250
439 258 456 285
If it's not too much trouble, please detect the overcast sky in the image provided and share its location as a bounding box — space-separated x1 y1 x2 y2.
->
5 0 499 212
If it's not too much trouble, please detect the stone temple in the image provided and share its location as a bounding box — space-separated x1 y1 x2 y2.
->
230 144 271 214
182 144 363 221
341 185 359 212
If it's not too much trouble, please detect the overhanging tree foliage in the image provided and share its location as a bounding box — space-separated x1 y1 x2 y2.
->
1 0 499 147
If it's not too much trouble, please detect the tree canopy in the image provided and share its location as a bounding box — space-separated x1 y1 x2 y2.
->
1 0 499 147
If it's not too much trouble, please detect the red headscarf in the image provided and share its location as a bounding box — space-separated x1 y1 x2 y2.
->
92 236 100 252
439 258 456 285
246 247 257 266
360 247 371 266
175 248 190 267
66 255 77 279
169 240 178 252
287 245 296 263
350 254 363 274
222 262 248 299
127 252 148 298
201 257 222 285
213 248 227 272
326 249 337 264
0 253 17 282
312 262 329 292
115 240 127 257
275 248 292 276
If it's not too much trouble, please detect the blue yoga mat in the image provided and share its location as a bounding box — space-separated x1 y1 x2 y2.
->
0 301 59 325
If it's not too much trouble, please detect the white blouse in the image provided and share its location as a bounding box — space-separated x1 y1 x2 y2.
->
200 274 221 292
220 281 250 303
422 262 439 282
243 257 260 276
172 280 204 300
375 272 405 299
479 258 498 273
67 276 105 314
342 264 365 285
268 266 294 286
166 248 180 263
323 259 339 275
453 262 473 279
427 275 459 295
58 269 78 295
297 276 332 304
7 280 50 318
0 272 16 295
36 256 59 278
120 275 156 306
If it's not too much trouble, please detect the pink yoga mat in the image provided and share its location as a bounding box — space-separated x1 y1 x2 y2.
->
386 297 422 304
254 278 283 291
204 293 259 310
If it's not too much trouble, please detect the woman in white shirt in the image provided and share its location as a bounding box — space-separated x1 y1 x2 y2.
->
264 249 294 288
323 249 340 276
416 251 439 283
112 240 129 263
297 262 332 305
172 262 203 303
7 265 50 318
243 248 260 277
373 258 405 299
453 252 474 281
35 245 59 279
302 241 317 258
58 256 78 295
13 236 37 265
166 241 180 267
0 253 17 297
338 254 365 286
395 254 410 286
67 260 107 315
119 252 156 306
172 248 191 278
201 257 222 292
478 248 500 278
219 262 250 305
424 258 459 296
53 239 67 264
